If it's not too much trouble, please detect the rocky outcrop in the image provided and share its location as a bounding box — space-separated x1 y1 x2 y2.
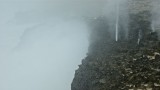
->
72 31 160 90
72 1 160 90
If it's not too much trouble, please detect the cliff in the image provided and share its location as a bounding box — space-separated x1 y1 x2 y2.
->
71 1 160 90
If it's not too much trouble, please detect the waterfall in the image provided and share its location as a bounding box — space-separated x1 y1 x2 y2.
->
152 22 155 32
137 37 140 45
137 30 142 45
115 1 119 41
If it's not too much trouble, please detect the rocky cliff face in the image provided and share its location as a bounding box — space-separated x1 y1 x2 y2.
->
72 1 160 90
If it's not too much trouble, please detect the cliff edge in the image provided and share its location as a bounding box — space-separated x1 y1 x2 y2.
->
72 1 160 90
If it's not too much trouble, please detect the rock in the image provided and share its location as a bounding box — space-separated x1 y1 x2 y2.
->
99 78 106 84
71 1 160 89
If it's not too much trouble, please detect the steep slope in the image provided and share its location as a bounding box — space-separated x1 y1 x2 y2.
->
72 0 160 90
72 32 160 90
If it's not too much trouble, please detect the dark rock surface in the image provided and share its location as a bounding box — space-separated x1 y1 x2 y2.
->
71 1 160 90
72 32 160 90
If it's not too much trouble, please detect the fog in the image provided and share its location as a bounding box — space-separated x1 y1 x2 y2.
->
0 0 130 90
152 0 160 35
1 0 159 90
0 0 98 90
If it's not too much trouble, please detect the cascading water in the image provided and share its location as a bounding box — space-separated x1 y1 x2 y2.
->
115 0 119 41
152 22 156 32
137 30 142 45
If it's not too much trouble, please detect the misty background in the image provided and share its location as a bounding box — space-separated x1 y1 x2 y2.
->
0 0 107 90
1 0 160 90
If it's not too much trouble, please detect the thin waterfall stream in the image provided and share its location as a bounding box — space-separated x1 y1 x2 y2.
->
115 1 119 41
